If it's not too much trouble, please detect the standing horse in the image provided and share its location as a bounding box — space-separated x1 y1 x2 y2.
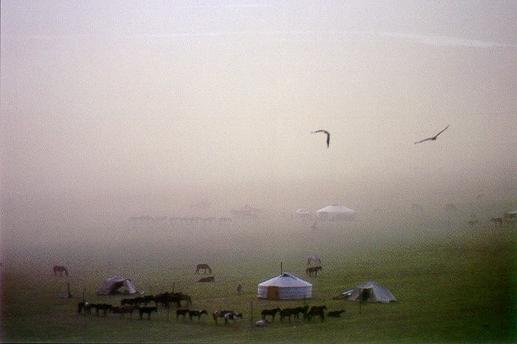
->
306 255 321 266
195 264 212 274
306 266 322 277
53 265 69 277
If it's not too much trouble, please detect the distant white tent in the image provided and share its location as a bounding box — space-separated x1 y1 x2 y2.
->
316 205 356 221
343 281 396 303
97 276 140 295
257 273 312 300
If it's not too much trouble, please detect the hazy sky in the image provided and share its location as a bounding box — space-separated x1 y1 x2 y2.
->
1 1 516 227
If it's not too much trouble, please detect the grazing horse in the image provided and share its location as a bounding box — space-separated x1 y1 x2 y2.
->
213 310 242 325
195 264 212 274
155 292 192 308
307 255 321 266
142 295 155 305
280 308 300 322
197 276 215 283
53 265 68 277
327 310 345 318
261 308 281 321
189 310 208 320
112 305 136 318
176 309 190 320
139 306 158 320
95 304 112 316
306 305 327 321
306 266 322 277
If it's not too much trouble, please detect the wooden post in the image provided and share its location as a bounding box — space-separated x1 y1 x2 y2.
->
172 282 175 293
280 262 283 274
250 300 253 327
67 282 72 298
82 288 85 302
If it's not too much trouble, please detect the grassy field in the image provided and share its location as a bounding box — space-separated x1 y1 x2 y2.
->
1 217 516 343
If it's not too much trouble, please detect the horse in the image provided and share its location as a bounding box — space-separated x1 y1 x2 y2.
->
213 310 242 325
327 310 345 318
197 276 215 283
78 301 88 314
95 304 112 316
195 264 212 274
189 310 208 320
306 266 322 277
139 306 158 320
280 308 299 322
121 298 138 306
261 308 281 321
53 265 68 277
306 255 321 266
155 292 192 308
111 305 136 318
141 295 155 305
176 309 190 320
306 305 327 321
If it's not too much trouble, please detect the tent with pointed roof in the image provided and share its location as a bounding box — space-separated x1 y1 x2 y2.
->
257 273 312 300
343 281 396 303
316 205 356 221
96 275 141 295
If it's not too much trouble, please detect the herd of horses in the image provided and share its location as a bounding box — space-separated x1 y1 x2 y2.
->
260 305 343 323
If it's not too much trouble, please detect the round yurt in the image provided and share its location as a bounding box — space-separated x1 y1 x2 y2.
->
316 205 356 221
257 273 312 300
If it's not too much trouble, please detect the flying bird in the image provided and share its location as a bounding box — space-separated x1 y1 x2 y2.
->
312 129 330 148
414 125 449 144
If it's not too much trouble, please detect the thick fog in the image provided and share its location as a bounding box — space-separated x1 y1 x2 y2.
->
1 1 516 253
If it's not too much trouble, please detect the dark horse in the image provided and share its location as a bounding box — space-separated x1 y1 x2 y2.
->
280 306 308 322
155 292 192 308
139 306 158 320
306 305 327 321
261 308 281 321
195 263 212 274
305 266 322 277
53 265 68 277
189 310 208 320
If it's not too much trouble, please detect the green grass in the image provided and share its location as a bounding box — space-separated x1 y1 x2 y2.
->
2 221 516 343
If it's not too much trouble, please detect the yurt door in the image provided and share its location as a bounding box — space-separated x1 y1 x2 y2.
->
267 287 279 300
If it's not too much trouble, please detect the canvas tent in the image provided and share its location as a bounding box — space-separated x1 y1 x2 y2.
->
97 276 140 295
343 281 396 303
316 205 356 221
257 273 312 300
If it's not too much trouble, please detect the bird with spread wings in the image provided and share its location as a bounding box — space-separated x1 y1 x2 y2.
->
414 125 449 144
312 129 330 148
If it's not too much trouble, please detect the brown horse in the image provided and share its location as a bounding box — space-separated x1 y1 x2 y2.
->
306 266 322 277
53 265 68 277
306 305 327 321
195 264 212 274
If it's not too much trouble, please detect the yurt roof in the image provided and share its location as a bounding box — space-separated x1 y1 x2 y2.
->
316 205 356 214
258 273 312 288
